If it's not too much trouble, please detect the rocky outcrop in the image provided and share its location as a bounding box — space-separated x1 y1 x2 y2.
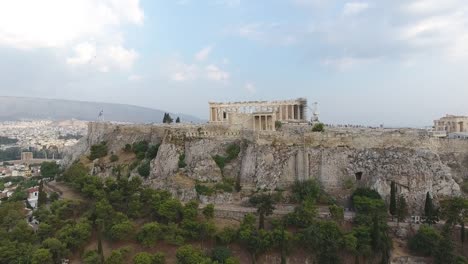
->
63 122 468 210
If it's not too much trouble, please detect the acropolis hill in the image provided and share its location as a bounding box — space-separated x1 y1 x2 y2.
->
63 115 468 213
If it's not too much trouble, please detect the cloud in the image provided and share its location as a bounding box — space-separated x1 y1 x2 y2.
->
66 42 97 65
343 2 369 16
195 46 213 61
233 22 300 46
245 82 256 94
0 0 143 70
169 60 229 83
321 56 378 70
205 65 230 81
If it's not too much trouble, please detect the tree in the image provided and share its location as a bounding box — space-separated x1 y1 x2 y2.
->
408 225 442 256
138 161 151 178
83 250 101 264
109 220 134 241
32 248 53 264
163 113 174 124
238 214 274 263
37 180 47 208
133 252 153 264
396 195 408 224
175 245 211 264
423 192 439 225
389 181 396 220
302 220 344 264
440 197 468 243
291 179 320 203
312 123 325 132
211 246 232 263
89 142 108 160
105 247 131 264
137 222 163 247
249 193 276 229
176 117 181 123
434 227 456 264
42 238 69 263
203 204 215 220
40 161 60 178
329 204 344 224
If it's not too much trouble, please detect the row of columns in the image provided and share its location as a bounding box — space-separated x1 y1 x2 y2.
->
253 115 275 131
210 104 305 122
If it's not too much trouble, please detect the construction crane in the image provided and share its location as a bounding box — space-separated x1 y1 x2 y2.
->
307 102 319 124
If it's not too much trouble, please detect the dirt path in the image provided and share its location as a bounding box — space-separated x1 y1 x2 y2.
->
45 181 85 201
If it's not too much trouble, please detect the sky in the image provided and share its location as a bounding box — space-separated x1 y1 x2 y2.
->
0 0 468 127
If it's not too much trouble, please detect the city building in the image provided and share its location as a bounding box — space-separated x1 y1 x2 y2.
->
21 152 33 161
27 187 39 209
208 98 308 131
434 115 468 133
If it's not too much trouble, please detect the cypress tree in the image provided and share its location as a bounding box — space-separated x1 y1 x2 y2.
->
424 192 438 225
396 195 408 224
176 117 180 123
37 180 47 208
390 181 396 220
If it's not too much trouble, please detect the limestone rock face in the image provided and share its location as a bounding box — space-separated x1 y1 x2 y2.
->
151 143 180 180
63 123 468 207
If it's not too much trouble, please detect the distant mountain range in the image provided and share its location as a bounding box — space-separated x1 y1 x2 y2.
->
0 96 203 123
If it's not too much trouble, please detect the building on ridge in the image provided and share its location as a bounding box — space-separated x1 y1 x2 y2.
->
208 98 308 131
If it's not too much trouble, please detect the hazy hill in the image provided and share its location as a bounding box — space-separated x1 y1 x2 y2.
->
0 96 202 123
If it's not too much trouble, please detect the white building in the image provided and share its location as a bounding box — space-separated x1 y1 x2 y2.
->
27 187 39 209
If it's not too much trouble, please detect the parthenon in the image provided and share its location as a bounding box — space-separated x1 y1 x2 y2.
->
209 98 308 131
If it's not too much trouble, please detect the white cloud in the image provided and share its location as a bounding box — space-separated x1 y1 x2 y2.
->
0 0 143 70
343 2 369 16
106 45 138 69
245 82 256 94
195 46 213 61
170 60 230 83
205 65 230 81
322 56 378 70
399 1 468 59
66 42 97 65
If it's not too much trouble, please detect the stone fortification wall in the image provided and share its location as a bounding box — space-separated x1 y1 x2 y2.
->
63 122 468 213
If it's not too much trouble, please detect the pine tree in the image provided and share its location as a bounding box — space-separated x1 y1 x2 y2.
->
162 113 168 123
167 113 173 124
390 181 397 220
176 117 180 123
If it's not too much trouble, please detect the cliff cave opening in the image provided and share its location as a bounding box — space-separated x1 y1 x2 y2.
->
355 172 363 181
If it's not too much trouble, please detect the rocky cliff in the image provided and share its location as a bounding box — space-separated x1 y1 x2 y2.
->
63 122 468 213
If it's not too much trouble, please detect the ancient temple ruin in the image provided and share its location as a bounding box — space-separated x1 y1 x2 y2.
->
208 98 308 131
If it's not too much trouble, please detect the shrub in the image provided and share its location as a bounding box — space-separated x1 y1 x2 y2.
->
138 161 151 178
195 183 214 196
215 178 235 193
312 123 325 132
408 225 442 256
133 141 149 154
178 154 187 168
123 144 132 152
216 227 237 245
226 143 240 161
213 155 227 170
110 155 119 162
211 246 232 263
89 142 108 160
462 181 468 194
275 120 282 130
292 179 321 203
137 222 163 247
147 144 160 160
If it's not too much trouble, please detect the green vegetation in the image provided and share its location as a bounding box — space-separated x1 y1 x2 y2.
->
389 181 396 220
312 122 325 132
249 193 276 229
213 143 240 171
176 117 181 123
137 161 151 178
178 153 187 168
409 225 442 256
110 154 119 162
162 113 173 124
0 136 18 145
89 142 108 160
274 121 282 130
40 161 60 178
